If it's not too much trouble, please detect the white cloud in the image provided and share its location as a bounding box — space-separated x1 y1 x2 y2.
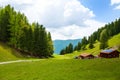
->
111 0 120 10
111 0 120 5
0 0 95 27
48 19 105 40
0 0 105 40
114 5 120 10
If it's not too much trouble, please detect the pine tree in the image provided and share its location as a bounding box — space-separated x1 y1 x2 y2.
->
47 32 54 56
77 42 81 51
81 37 88 50
74 45 78 51
0 5 12 42
68 43 73 53
65 46 69 53
60 49 66 55
0 5 54 58
89 43 94 49
88 35 94 49
100 29 108 49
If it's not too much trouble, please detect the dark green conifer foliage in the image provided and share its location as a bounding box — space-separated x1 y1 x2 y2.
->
0 5 54 58
100 29 108 49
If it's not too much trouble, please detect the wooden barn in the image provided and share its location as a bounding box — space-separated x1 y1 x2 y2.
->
99 49 119 58
79 53 94 59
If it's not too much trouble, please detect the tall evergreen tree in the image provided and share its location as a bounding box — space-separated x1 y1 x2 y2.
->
77 42 81 51
47 32 54 56
81 37 88 50
0 5 54 58
60 49 66 55
68 43 73 53
88 35 94 49
0 5 12 42
100 29 108 49
74 45 78 51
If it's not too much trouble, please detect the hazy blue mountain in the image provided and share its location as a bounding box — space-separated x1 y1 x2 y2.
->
53 39 81 54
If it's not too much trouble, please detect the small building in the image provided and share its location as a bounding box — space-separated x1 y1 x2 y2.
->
99 49 119 58
79 53 94 59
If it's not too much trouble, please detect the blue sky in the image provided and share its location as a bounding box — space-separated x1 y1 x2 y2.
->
0 0 120 40
80 0 120 23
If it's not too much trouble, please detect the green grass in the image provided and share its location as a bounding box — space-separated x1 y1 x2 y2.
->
64 33 120 59
0 42 24 62
64 41 101 58
1 33 120 61
0 34 120 80
0 58 120 80
108 33 120 48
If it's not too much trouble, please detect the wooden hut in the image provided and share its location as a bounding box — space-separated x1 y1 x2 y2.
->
79 53 94 59
99 49 119 58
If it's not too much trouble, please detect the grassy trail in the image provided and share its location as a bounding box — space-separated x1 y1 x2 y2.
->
0 59 42 65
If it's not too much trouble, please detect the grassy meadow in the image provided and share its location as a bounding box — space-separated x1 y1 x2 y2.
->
0 34 120 80
0 58 120 80
0 42 24 62
108 33 120 51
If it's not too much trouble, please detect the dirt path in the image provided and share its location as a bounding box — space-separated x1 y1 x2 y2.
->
0 59 41 65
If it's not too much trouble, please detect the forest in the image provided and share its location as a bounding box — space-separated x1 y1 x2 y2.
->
60 18 120 55
0 5 54 58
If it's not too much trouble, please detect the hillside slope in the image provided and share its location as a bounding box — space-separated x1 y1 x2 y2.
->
64 33 120 58
0 42 23 62
108 33 120 50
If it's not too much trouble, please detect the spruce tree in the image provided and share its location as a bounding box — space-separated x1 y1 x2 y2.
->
68 43 73 53
81 37 88 50
88 35 94 49
60 49 66 55
74 45 78 51
77 42 81 51
47 32 54 56
0 5 11 42
100 29 108 49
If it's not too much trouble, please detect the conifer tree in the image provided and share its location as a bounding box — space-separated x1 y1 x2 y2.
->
100 29 108 49
60 49 66 55
88 35 94 49
68 43 73 53
47 32 54 56
77 42 81 51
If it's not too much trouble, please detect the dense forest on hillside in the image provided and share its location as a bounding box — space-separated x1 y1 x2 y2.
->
0 5 54 58
60 18 120 55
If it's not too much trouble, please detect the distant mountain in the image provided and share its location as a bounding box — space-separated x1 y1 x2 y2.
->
53 39 81 54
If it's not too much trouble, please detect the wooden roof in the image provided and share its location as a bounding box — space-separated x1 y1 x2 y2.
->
80 53 92 57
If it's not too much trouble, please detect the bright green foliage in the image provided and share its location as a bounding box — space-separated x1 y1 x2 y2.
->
0 5 54 58
100 29 108 49
47 32 54 56
79 18 120 50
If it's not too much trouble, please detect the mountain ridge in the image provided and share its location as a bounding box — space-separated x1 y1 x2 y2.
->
53 39 81 54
